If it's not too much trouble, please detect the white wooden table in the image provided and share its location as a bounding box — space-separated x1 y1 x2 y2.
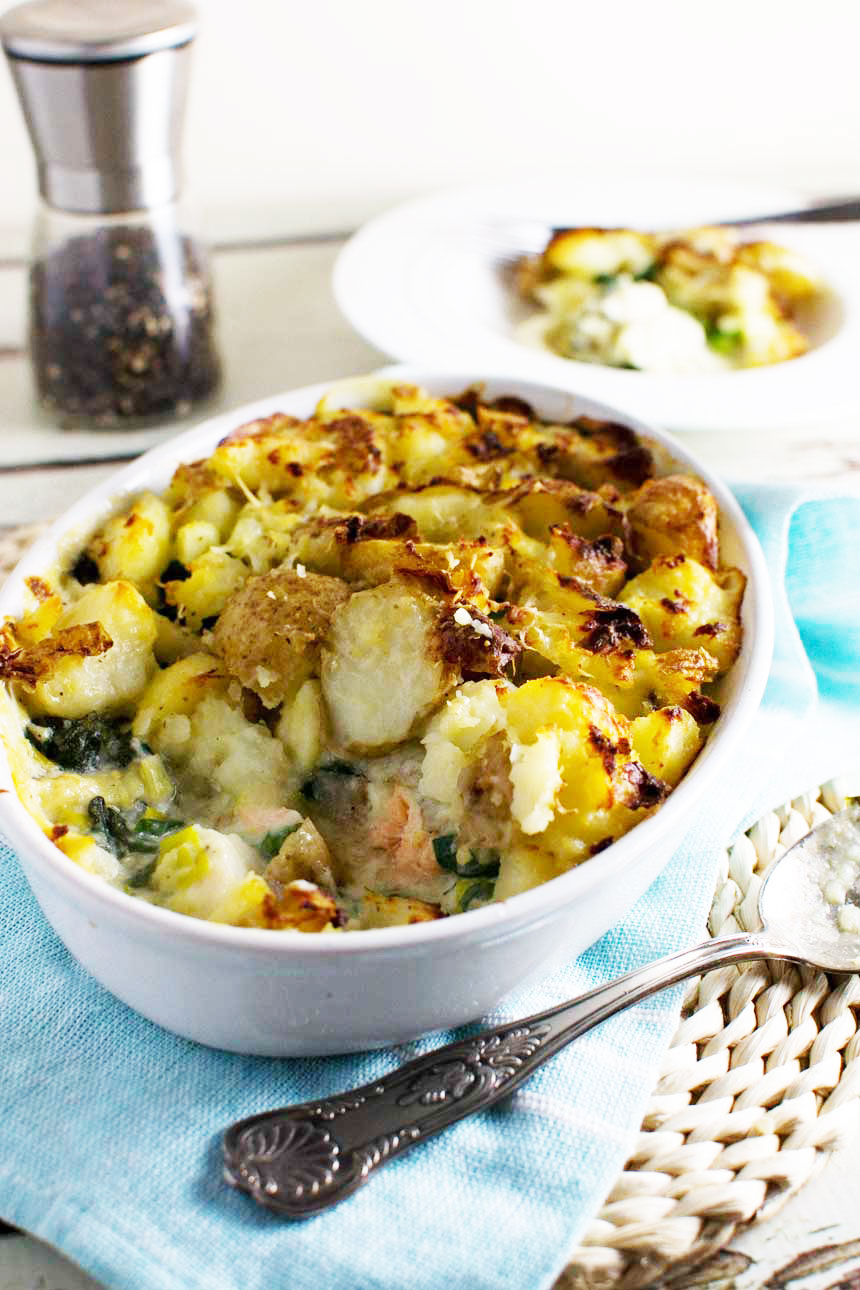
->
1 232 860 1290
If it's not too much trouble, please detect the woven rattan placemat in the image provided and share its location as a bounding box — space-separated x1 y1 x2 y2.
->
1 523 858 1290
558 777 860 1289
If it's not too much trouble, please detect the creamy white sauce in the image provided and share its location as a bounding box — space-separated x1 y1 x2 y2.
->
518 274 730 375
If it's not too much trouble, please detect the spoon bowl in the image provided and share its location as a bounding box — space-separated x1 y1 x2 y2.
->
757 798 860 972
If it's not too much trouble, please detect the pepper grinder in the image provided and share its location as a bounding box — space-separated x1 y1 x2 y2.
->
0 0 221 428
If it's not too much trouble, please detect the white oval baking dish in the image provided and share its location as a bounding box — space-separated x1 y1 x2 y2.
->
0 369 772 1055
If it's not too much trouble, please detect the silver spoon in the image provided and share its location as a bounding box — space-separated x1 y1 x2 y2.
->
223 800 860 1219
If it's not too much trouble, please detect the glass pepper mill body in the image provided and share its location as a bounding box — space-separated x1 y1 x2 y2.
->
1 0 221 429
31 204 220 427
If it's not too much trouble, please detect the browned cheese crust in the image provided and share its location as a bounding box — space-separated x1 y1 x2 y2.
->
213 569 351 707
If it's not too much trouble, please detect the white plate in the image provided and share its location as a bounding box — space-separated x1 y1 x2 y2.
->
333 177 860 432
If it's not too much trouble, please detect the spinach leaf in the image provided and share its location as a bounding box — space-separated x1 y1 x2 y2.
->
455 847 501 878
458 878 496 911
300 760 362 803
260 822 300 858
432 834 459 872
594 272 618 287
128 816 185 853
87 795 131 857
126 857 159 889
706 324 743 355
432 835 500 879
27 715 136 773
87 798 184 859
634 263 659 283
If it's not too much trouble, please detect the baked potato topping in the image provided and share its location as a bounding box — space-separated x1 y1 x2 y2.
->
0 382 744 932
516 225 824 373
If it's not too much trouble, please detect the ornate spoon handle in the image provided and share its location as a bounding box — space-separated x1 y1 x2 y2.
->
224 928 792 1217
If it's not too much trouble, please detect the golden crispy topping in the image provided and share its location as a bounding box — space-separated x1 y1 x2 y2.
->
0 621 113 686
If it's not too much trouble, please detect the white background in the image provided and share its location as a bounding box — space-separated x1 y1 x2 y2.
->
0 0 859 249
1 6 860 1285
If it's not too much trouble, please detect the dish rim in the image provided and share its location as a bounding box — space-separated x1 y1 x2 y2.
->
0 368 774 957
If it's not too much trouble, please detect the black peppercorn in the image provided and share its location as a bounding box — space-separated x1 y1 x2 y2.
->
30 224 221 428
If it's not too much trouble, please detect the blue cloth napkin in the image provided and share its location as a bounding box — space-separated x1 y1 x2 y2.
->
0 488 858 1290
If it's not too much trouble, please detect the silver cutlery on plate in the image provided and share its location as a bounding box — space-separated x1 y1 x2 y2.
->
486 196 860 274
